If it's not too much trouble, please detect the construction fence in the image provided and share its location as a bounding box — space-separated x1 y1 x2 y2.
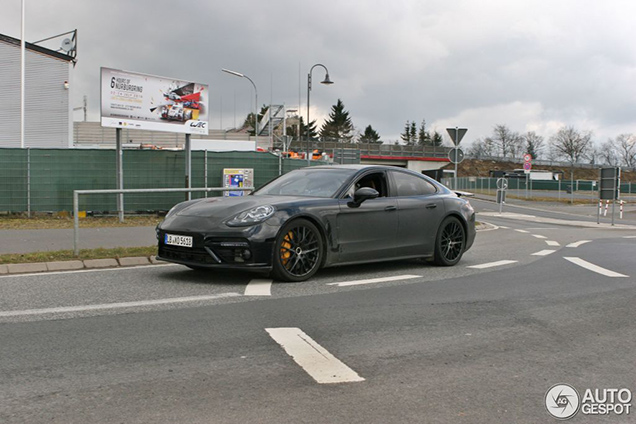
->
0 148 326 214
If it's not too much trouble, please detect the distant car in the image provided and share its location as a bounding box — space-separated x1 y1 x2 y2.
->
156 165 476 282
160 104 192 122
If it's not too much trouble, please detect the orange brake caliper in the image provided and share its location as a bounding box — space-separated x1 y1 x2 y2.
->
281 231 294 265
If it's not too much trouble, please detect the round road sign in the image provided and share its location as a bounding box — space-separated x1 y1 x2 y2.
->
523 153 532 163
497 178 508 190
523 162 532 171
448 147 465 164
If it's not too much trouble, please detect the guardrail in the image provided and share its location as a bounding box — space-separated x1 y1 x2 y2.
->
72 187 254 256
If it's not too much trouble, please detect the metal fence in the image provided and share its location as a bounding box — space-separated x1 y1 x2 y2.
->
443 176 636 200
0 148 327 214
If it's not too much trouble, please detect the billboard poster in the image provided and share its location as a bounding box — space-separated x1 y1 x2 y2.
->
223 168 254 197
100 67 209 135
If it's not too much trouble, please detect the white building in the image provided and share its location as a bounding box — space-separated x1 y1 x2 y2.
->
0 33 75 148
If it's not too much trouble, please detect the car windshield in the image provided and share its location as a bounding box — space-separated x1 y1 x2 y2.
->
254 168 355 198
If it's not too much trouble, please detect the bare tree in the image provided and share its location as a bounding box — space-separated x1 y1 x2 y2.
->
614 133 636 167
599 139 619 166
485 124 522 158
549 126 592 164
466 137 495 159
523 131 545 160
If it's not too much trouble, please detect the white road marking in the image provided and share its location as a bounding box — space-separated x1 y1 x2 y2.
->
244 279 272 296
623 236 636 239
0 263 178 279
545 240 560 247
499 226 510 229
563 257 629 278
566 240 592 248
266 327 365 384
0 293 241 318
532 234 548 239
515 229 530 233
468 260 518 269
532 250 556 256
327 275 421 287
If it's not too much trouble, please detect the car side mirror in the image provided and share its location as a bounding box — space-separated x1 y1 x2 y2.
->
347 187 379 208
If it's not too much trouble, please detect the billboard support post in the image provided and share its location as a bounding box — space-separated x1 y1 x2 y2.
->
116 128 124 223
185 134 191 201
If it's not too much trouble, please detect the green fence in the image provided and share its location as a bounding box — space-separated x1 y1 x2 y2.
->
0 148 326 213
443 176 636 198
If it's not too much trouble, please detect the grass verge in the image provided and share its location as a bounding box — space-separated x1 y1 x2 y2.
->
0 246 157 265
0 215 163 230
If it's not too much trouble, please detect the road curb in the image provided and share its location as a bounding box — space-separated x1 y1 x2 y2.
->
1 256 165 276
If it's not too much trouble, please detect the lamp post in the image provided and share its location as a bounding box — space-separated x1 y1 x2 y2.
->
222 68 258 146
307 64 333 165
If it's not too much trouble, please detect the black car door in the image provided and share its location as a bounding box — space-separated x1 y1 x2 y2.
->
336 171 398 264
389 170 445 258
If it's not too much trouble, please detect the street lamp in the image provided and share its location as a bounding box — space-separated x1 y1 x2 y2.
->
222 68 258 146
307 64 333 164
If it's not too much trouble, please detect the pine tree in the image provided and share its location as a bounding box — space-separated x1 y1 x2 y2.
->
431 131 443 147
319 99 354 142
243 105 268 136
359 125 382 144
409 122 417 146
400 121 412 144
418 119 431 146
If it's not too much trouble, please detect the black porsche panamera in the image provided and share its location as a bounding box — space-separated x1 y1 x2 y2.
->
156 165 476 282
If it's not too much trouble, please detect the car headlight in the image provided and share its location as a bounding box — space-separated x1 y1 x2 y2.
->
226 205 275 227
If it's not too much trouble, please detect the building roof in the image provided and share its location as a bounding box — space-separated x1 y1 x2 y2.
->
0 33 75 62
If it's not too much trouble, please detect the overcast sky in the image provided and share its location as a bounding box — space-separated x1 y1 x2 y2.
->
3 0 636 147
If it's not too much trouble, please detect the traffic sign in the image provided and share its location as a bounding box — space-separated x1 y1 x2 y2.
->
523 161 532 174
523 153 532 163
446 127 467 146
496 178 508 190
448 147 464 164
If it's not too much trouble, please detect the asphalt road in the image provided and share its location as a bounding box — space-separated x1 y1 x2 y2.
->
1 205 636 423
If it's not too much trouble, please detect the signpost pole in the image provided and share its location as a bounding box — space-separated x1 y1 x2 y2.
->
612 199 615 226
454 127 459 189
116 128 124 223
185 133 191 201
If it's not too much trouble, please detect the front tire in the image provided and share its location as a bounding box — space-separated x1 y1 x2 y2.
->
272 219 323 282
433 216 465 266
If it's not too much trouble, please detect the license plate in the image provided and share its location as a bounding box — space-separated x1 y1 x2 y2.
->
164 234 193 248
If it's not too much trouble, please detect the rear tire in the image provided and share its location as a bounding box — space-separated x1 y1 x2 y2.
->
272 219 323 282
433 216 466 266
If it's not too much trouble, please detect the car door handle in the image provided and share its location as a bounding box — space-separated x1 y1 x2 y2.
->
385 205 397 211
426 203 437 209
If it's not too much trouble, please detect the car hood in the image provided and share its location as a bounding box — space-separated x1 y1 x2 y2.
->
174 195 313 220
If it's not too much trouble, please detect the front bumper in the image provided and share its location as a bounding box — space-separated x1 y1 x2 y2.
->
156 222 276 271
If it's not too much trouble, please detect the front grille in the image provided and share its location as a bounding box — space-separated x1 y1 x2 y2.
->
159 245 219 264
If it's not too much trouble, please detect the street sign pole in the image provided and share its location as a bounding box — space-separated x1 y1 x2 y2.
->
454 127 458 189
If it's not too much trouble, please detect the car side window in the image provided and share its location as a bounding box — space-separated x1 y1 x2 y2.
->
343 172 388 198
392 171 437 196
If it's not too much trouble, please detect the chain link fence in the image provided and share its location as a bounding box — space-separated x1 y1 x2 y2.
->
0 148 325 214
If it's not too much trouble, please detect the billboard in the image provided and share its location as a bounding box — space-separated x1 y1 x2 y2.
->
100 67 209 135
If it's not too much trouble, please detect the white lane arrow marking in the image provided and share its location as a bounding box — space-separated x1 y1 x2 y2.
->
532 250 556 256
563 257 629 278
327 275 421 287
266 327 365 384
244 279 272 296
468 260 518 269
566 240 592 248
